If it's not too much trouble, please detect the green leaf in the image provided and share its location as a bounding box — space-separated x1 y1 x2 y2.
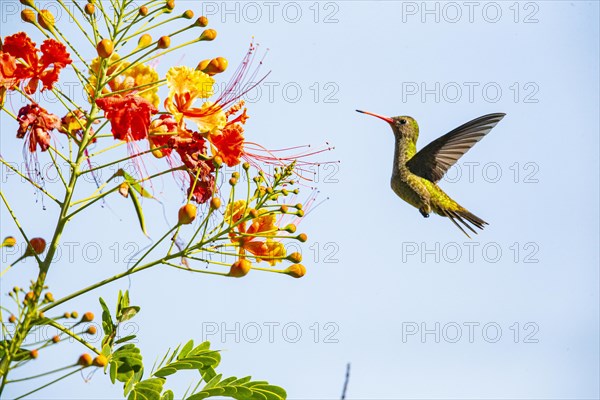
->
129 188 148 237
178 340 194 360
119 306 140 322
115 335 137 345
127 378 165 400
161 390 175 400
121 170 154 199
111 344 144 395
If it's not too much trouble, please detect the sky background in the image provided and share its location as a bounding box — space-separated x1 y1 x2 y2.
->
1 0 599 399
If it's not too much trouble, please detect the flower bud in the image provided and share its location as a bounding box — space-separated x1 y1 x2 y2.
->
282 189 289 196
86 326 97 335
284 224 296 233
210 197 221 210
52 335 60 343
96 39 114 58
297 233 308 243
280 205 289 213
249 209 259 219
2 236 16 247
81 312 94 322
284 264 306 278
199 29 217 41
195 16 209 27
24 291 35 303
296 210 304 217
85 3 95 15
139 6 149 16
229 259 251 277
183 10 194 19
295 203 303 210
25 238 46 257
199 57 228 75
8 315 16 323
30 349 39 359
93 354 108 367
165 0 175 11
287 252 302 264
212 155 223 168
232 171 240 179
243 162 250 171
37 10 55 30
138 34 153 49
44 292 54 302
229 177 237 186
19 0 35 6
178 203 197 225
157 36 171 49
71 311 79 319
77 353 93 367
63 312 71 319
118 182 129 197
21 10 36 24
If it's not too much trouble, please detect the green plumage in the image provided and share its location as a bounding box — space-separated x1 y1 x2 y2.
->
357 111 505 237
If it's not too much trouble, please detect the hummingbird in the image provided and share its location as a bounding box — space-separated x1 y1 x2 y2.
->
356 110 506 238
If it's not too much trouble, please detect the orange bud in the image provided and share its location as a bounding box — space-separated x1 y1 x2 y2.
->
30 349 39 359
287 252 302 263
199 57 228 76
157 36 171 49
196 59 210 71
52 335 60 343
199 29 217 41
63 312 71 319
96 39 114 58
166 0 175 11
8 315 16 323
25 237 46 257
21 10 36 24
210 197 221 210
296 210 305 217
297 233 308 243
178 203 197 225
229 259 251 277
229 177 237 186
280 205 289 213
37 9 55 30
196 16 209 27
284 224 296 233
137 33 153 49
86 326 97 335
2 236 16 247
249 209 259 219
183 10 194 19
24 291 35 303
84 3 95 15
118 182 129 197
81 312 94 322
77 353 93 367
139 6 149 16
285 264 306 278
93 354 108 367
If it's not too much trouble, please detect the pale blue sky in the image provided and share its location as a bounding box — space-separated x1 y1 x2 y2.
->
1 1 599 398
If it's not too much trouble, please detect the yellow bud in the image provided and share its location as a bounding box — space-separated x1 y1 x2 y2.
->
196 16 209 27
178 203 197 225
199 29 217 41
30 349 39 359
297 233 308 243
71 311 79 319
280 205 289 213
139 6 149 16
24 238 46 257
93 354 108 367
200 57 228 76
44 292 54 302
37 10 55 30
297 210 305 217
210 197 221 210
24 291 35 304
183 10 194 19
295 203 303 210
138 34 153 49
229 259 251 278
78 353 93 367
2 236 16 248
232 171 240 179
243 162 250 170
284 224 296 233
157 36 171 49
285 264 306 278
63 312 71 319
287 252 302 264
21 10 36 24
96 39 114 58
81 312 94 322
20 0 35 6
196 59 210 71
118 182 129 198
85 3 95 15
212 155 223 168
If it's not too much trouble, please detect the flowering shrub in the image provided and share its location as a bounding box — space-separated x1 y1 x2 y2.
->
0 1 329 398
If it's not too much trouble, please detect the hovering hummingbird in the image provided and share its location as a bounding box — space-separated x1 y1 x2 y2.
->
356 110 505 238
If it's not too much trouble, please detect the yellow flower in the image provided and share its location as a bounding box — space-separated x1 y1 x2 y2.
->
166 66 214 100
224 200 247 225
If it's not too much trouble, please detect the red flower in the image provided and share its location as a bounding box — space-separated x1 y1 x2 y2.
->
148 115 178 158
187 164 214 204
96 95 158 141
17 103 61 152
210 123 245 167
1 32 72 94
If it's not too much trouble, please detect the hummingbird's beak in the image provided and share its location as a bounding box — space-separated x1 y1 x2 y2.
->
356 109 394 124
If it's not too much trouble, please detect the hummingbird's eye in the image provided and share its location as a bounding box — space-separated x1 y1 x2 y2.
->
399 119 407 125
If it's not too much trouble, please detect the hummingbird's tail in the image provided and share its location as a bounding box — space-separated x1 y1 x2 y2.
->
441 208 488 239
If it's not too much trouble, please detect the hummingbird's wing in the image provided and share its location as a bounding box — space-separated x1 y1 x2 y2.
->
407 113 506 183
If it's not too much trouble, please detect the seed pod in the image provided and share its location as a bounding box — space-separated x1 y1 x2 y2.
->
229 259 251 277
285 264 306 278
178 204 197 225
37 9 55 30
78 353 93 367
96 39 114 58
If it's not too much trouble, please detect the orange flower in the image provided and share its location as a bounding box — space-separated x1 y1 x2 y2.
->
0 32 72 94
210 123 244 167
17 103 61 152
95 95 158 141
